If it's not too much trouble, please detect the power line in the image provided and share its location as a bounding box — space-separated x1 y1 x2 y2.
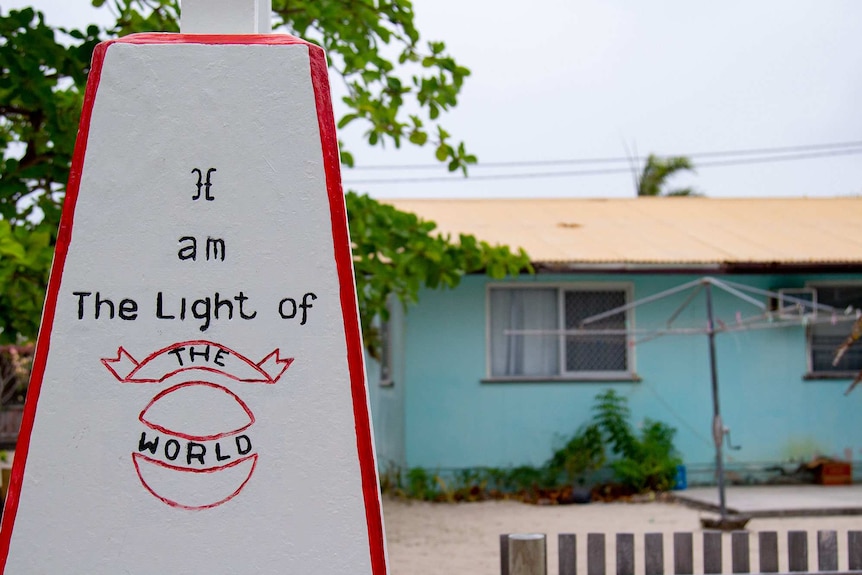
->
694 147 862 168
343 146 862 186
347 139 862 172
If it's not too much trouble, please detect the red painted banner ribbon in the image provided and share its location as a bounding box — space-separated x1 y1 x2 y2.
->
102 340 292 384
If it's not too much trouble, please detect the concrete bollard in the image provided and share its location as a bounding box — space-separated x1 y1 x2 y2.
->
508 533 547 575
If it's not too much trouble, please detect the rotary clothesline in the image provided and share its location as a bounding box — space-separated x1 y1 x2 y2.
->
500 276 858 527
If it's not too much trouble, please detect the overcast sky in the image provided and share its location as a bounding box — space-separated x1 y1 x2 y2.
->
6 1 862 199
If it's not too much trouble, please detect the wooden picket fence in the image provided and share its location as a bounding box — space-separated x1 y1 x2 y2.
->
501 531 862 575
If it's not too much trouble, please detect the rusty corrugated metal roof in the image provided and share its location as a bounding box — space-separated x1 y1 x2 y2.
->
383 197 862 266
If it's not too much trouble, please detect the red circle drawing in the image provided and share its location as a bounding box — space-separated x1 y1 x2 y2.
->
133 381 258 510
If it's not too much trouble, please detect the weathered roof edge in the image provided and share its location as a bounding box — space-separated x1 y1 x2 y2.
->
384 197 862 268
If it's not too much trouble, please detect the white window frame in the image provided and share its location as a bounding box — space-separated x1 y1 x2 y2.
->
805 280 862 377
775 287 817 320
485 282 636 381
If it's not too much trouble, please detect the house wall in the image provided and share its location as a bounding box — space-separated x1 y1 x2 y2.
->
366 301 406 471
376 272 862 477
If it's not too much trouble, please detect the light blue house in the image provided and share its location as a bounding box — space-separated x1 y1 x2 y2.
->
367 197 862 483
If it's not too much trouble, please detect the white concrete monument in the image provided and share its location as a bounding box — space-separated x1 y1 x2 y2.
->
0 3 388 574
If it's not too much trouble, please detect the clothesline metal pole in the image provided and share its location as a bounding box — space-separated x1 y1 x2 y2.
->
704 281 727 521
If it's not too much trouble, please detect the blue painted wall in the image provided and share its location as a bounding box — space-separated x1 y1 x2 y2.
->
368 273 862 476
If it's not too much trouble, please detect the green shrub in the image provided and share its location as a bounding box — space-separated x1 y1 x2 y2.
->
381 389 682 501
547 423 606 486
592 389 682 493
405 467 436 501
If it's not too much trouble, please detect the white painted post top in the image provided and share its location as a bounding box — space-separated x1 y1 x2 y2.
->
181 0 272 34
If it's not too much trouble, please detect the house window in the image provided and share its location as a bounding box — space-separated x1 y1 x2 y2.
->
488 285 632 379
809 284 862 375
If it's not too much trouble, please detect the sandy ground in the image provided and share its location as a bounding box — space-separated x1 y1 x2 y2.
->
382 496 862 575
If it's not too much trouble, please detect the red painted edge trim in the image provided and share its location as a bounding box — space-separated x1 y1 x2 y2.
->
0 33 387 575
0 38 109 571
110 32 309 46
308 46 388 575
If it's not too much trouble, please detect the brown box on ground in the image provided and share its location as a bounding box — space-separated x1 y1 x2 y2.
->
816 461 852 485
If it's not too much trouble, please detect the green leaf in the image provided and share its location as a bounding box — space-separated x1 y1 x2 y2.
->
337 113 359 129
340 149 355 168
408 130 427 146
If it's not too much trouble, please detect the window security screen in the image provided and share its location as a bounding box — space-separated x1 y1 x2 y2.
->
564 290 627 372
810 285 862 373
489 287 629 378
